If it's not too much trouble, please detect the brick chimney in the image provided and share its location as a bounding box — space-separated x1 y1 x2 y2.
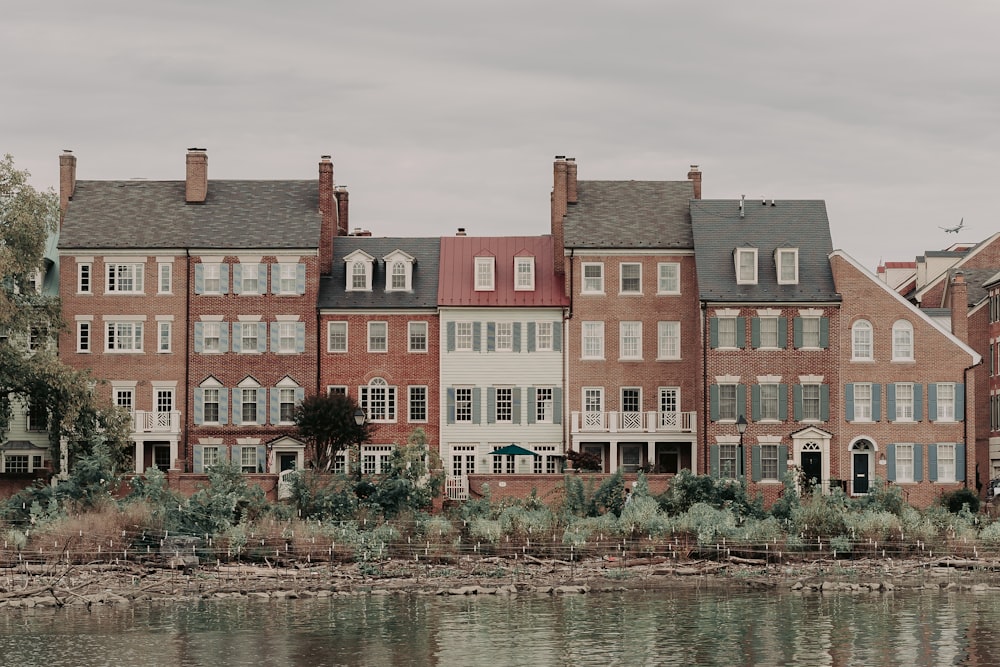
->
951 271 969 343
551 156 569 276
319 155 335 275
185 148 208 203
59 150 77 227
335 186 349 236
687 165 702 200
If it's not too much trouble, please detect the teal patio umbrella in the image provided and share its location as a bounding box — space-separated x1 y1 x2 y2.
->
490 444 536 457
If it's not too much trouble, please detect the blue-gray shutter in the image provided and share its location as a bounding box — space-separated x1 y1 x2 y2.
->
553 387 562 424
709 318 719 348
737 384 747 420
486 322 495 352
845 384 855 421
446 388 455 424
873 384 881 422
819 317 829 348
750 318 761 349
232 389 242 425
270 388 280 425
257 389 266 425
886 444 896 481
194 264 205 294
793 385 802 421
710 385 719 421
513 323 521 352
295 322 305 353
553 323 562 352
472 387 482 424
778 385 788 421
270 323 280 351
446 322 456 351
956 444 966 481
751 446 762 482
219 264 229 294
219 323 229 353
194 322 204 353
257 322 267 353
295 263 306 294
793 317 802 348
527 387 536 424
193 445 204 473
232 323 242 353
751 385 761 421
928 444 938 482
233 264 242 294
820 385 829 421
194 388 204 424
928 384 937 422
513 387 521 424
527 322 537 353
473 322 481 352
487 387 496 424
777 317 787 348
914 384 923 421
259 264 268 293
736 317 746 348
219 389 228 425
778 445 788 478
710 444 720 477
956 384 965 421
256 446 267 473
913 444 923 482
271 264 281 295
887 384 897 421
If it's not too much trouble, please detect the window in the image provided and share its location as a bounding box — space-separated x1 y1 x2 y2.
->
328 322 348 352
241 388 259 424
28 327 44 352
535 387 553 423
760 444 780 481
799 317 821 349
718 317 738 349
278 322 296 353
241 264 260 294
495 387 513 423
408 386 427 422
333 454 347 475
719 444 738 479
408 321 428 352
158 263 172 294
493 455 515 474
107 263 144 293
203 446 222 469
515 257 535 290
240 322 259 353
204 388 220 424
937 443 956 483
619 321 642 360
455 322 474 351
278 388 296 423
533 446 559 474
475 257 495 291
455 388 473 423
351 262 368 290
240 447 259 474
203 322 221 353
852 320 873 360
327 385 347 397
368 322 387 352
495 322 513 352
736 248 757 284
4 456 28 474
360 378 396 422
776 249 798 284
759 384 780 421
452 446 477 477
279 264 297 294
362 445 394 475
77 263 91 293
27 401 47 432
893 320 914 361
582 321 604 359
391 262 407 290
758 317 779 349
203 264 222 294
115 389 134 414
582 263 604 293
718 384 738 421
158 321 171 353
77 321 91 352
620 263 641 294
801 384 821 421
535 322 553 351
658 262 680 294
657 321 680 359
895 383 915 421
936 383 956 421
854 383 872 421
895 444 915 483
106 321 143 352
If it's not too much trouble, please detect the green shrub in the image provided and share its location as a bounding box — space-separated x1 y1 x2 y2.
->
939 488 981 514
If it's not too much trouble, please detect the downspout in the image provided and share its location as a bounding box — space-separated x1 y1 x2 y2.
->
964 360 980 491
563 249 574 462
183 248 191 472
701 300 709 476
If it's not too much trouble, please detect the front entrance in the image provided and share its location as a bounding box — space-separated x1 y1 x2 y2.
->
853 452 870 494
658 450 680 474
153 445 171 472
278 453 297 472
801 451 822 493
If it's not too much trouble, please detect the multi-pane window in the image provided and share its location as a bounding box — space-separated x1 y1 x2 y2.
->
759 317 779 348
475 257 495 291
719 444 738 478
657 321 680 359
115 389 134 413
158 263 172 294
203 446 222 469
760 384 780 421
936 383 956 421
241 323 258 352
801 318 821 348
408 386 427 422
203 322 221 353
582 263 604 293
4 456 28 473
351 262 367 290
391 262 407 290
895 383 914 421
536 321 553 351
854 383 872 421
409 321 428 352
455 388 473 423
937 443 956 482
536 387 553 423
27 401 47 432
533 447 559 474
360 378 396 422
328 322 347 352
368 322 387 352
852 320 873 360
719 384 738 421
77 321 91 352
279 264 296 294
776 249 798 284
658 263 680 294
895 444 914 482
158 321 171 353
718 317 738 348
106 321 143 352
78 263 91 293
107 263 144 293
584 388 603 414
760 444 779 480
241 388 258 424
515 257 534 290
455 322 474 351
620 321 642 360
621 388 641 414
203 388 220 423
240 447 258 474
242 264 260 294
582 321 604 359
495 322 513 352
495 388 513 423
736 249 757 284
279 388 296 423
493 454 515 474
203 264 222 293
278 322 296 353
801 384 821 421
893 320 914 360
452 446 476 477
620 263 641 294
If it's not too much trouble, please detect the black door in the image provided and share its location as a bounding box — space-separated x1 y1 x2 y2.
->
801 452 822 493
853 452 869 494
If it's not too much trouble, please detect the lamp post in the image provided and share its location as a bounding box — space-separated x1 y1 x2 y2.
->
353 407 367 482
736 414 748 479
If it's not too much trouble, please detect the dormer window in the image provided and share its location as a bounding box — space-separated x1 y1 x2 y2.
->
344 250 374 292
475 256 495 291
776 248 799 285
735 248 758 285
383 250 415 292
515 256 535 291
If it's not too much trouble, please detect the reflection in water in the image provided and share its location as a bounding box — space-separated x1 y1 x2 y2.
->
0 588 992 666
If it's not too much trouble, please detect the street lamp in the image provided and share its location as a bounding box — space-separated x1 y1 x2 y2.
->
736 414 748 478
353 407 367 481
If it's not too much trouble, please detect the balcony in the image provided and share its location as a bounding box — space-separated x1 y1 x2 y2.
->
133 410 182 435
570 410 696 435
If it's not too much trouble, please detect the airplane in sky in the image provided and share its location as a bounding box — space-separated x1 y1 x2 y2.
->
940 218 965 234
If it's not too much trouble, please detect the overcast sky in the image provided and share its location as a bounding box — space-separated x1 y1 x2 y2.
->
4 1 999 270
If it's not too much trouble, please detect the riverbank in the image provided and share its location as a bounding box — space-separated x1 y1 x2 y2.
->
3 554 1000 609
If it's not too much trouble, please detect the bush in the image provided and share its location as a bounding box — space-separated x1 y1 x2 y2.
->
939 488 981 514
658 470 763 519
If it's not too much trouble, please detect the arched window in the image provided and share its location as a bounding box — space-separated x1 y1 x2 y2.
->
852 319 873 360
391 262 406 290
359 377 396 422
351 262 367 290
892 320 913 361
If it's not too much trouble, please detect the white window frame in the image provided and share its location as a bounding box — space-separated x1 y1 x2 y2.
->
718 384 738 421
719 443 739 479
495 321 513 352
114 387 134 414
240 321 259 353
240 446 258 474
936 383 956 422
895 443 915 483
106 321 144 352
515 257 535 291
854 383 872 422
582 263 604 294
582 321 605 360
360 377 396 422
158 321 171 353
106 263 144 294
158 263 172 294
735 248 757 285
937 443 956 483
241 263 261 295
76 320 91 353
203 322 221 353
327 385 347 397
776 248 798 284
279 387 296 424
892 320 914 361
327 321 348 353
895 382 915 421
455 387 474 423
718 317 738 349
801 384 821 422
368 321 388 353
408 385 428 423
455 321 474 352
202 263 222 294
535 387 554 423
277 322 296 354
759 316 779 349
408 321 428 353
77 262 92 294
760 443 780 481
759 383 780 421
619 321 642 360
350 261 370 291
536 321 553 351
241 387 259 425
495 387 513 423
390 261 408 291
203 387 221 424
801 317 821 349
852 320 873 361
657 262 680 294
619 262 642 294
475 257 495 291
202 446 223 469
657 321 680 360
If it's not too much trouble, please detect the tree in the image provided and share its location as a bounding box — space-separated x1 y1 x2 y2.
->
293 392 373 473
0 154 129 474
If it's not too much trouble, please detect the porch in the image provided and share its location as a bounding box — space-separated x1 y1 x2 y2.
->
570 410 696 434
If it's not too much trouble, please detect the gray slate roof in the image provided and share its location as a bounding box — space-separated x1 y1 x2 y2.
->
563 181 694 249
691 199 840 303
950 267 997 307
318 237 440 310
59 180 321 250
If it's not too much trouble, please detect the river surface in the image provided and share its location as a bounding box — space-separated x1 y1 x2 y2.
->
0 588 997 666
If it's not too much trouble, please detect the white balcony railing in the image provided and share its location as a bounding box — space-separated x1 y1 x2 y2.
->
445 476 470 501
571 410 696 434
133 410 182 435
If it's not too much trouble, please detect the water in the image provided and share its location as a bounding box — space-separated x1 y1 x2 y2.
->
0 588 997 666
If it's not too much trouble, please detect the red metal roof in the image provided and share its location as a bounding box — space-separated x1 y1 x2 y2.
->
438 236 569 307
